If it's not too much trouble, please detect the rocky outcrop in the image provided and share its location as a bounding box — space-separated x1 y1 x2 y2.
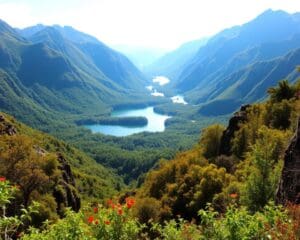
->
54 153 81 214
276 117 300 204
219 105 250 156
0 114 81 214
0 115 17 135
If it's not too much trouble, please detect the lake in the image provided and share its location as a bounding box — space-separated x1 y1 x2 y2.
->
85 107 171 137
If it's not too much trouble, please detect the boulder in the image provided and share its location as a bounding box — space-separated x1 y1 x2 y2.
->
0 115 17 135
219 105 250 155
276 117 300 204
53 153 81 214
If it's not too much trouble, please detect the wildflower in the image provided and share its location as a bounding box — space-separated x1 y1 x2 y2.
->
93 207 98 213
125 197 135 209
0 177 6 182
117 208 123 215
88 216 94 224
104 220 110 225
95 220 99 225
229 193 238 199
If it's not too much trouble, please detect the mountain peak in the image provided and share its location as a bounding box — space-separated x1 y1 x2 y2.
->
254 9 289 21
0 19 26 42
30 26 66 45
52 25 100 44
0 19 16 34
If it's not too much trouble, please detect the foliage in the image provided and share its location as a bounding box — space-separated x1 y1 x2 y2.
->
242 127 288 212
0 135 58 207
19 198 299 240
0 178 39 240
231 104 265 158
198 202 298 240
199 124 225 159
22 209 90 240
133 197 161 224
139 149 233 221
22 198 140 240
0 112 122 202
267 79 296 103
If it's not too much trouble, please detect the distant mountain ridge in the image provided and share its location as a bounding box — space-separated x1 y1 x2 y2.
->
0 20 151 129
172 9 300 115
19 24 147 90
144 37 209 81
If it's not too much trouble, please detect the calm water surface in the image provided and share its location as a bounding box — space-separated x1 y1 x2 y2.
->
85 107 170 137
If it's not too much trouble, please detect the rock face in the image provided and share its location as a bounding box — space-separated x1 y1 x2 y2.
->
219 105 250 156
0 115 17 135
0 114 81 214
276 117 300 204
53 153 81 214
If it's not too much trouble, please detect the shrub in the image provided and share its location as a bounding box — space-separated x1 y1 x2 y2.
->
199 124 225 159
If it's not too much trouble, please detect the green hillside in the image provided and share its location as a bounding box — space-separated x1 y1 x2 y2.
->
0 20 155 132
0 111 122 227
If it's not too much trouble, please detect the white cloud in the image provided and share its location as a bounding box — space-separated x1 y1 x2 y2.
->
0 2 36 27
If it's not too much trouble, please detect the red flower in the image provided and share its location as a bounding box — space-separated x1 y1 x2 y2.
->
230 193 238 199
95 220 99 225
107 199 116 209
87 216 94 224
93 207 98 213
117 208 123 215
125 198 135 209
0 177 6 182
104 220 110 225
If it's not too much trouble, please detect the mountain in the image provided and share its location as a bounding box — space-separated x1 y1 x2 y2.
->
176 9 300 111
0 20 151 130
144 37 209 81
197 48 300 116
19 24 148 90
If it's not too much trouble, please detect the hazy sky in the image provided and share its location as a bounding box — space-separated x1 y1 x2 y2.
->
1 0 300 50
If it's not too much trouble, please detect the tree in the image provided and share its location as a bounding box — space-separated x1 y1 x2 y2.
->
232 104 265 158
267 80 296 103
243 127 287 211
0 135 58 207
199 124 225 159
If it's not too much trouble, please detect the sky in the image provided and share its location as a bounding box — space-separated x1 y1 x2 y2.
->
0 0 300 50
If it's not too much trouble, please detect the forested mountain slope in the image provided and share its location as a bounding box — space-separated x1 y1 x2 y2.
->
173 10 300 115
0 20 150 130
0 111 121 224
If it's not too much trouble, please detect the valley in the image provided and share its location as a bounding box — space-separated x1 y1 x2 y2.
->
0 5 300 239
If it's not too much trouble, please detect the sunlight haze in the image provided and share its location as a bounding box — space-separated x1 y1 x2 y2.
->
0 0 300 50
